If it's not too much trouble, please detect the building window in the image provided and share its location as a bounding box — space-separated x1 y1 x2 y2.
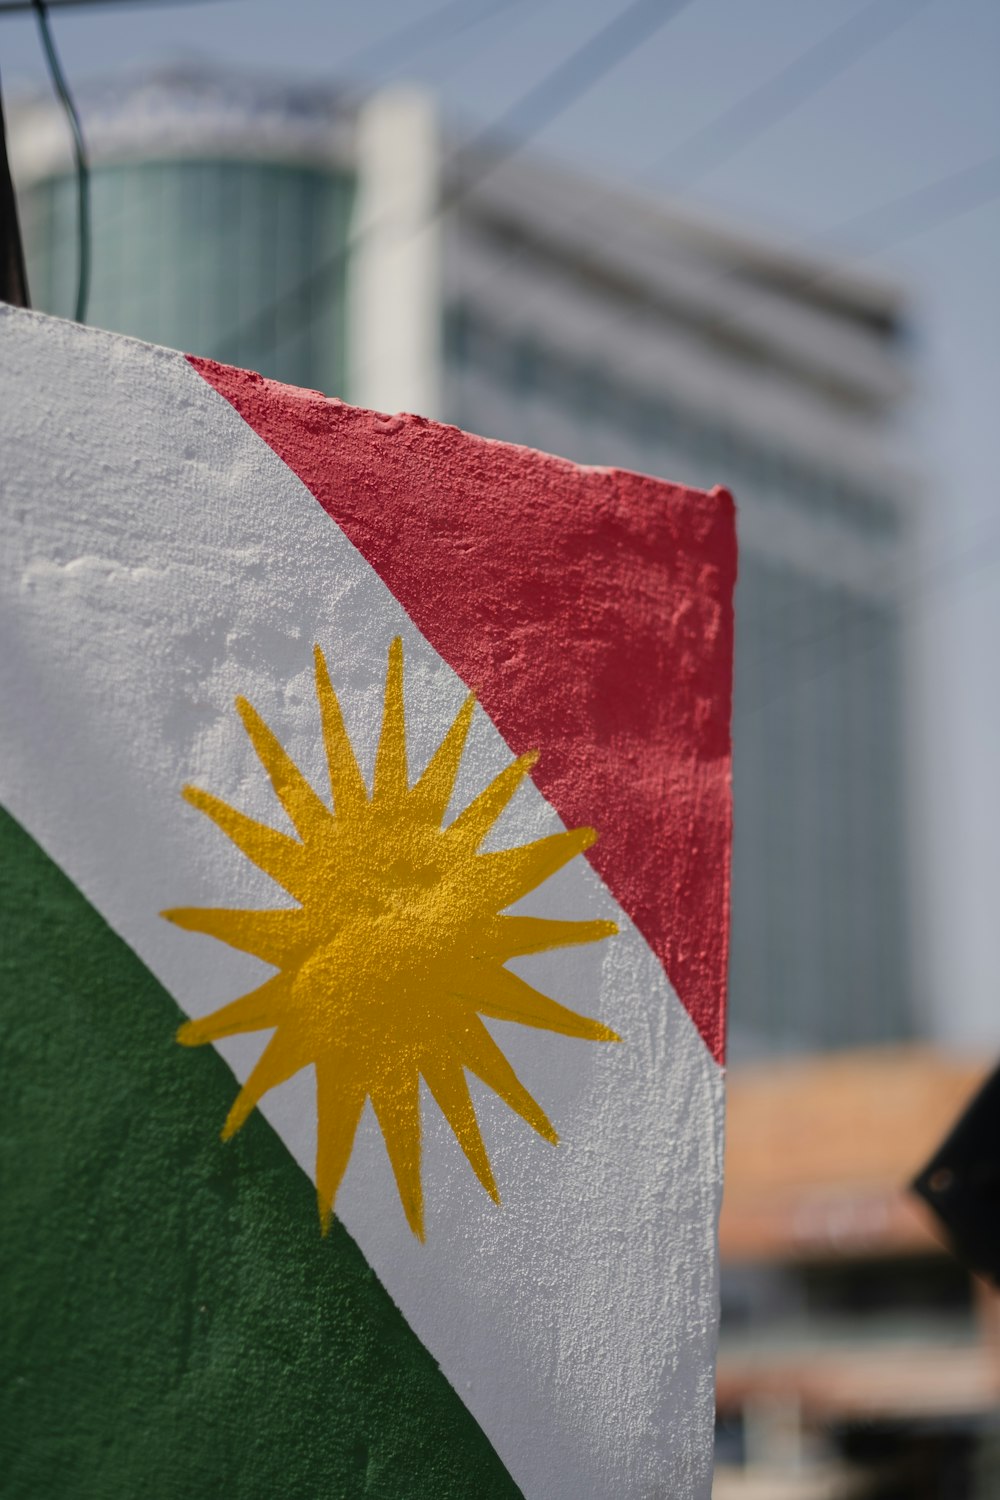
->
21 158 355 397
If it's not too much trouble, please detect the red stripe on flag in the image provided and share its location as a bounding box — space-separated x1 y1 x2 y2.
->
189 359 736 1063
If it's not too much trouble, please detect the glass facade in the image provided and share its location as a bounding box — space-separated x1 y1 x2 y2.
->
731 556 909 1053
443 301 911 1056
20 158 354 397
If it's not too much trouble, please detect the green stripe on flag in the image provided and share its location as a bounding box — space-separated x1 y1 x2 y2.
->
0 805 521 1500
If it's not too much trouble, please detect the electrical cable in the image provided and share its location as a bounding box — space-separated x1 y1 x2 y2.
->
644 0 933 188
423 0 550 90
701 145 1000 315
350 120 1000 406
31 0 89 322
441 0 696 208
357 13 994 403
825 148 1000 252
211 0 698 364
1 0 220 9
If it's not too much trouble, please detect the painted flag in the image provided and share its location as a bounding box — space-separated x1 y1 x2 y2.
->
0 306 735 1499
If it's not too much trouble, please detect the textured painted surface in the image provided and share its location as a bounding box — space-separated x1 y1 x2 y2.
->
1 307 730 1498
0 805 522 1500
192 356 737 1063
171 637 619 1240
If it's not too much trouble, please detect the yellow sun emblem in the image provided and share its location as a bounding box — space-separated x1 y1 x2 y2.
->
164 638 619 1239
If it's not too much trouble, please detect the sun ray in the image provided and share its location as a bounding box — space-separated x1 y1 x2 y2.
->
176 975 290 1047
235 696 333 838
460 1015 558 1146
171 641 619 1238
373 637 408 804
370 1071 425 1241
454 962 620 1043
408 691 476 825
221 1029 311 1141
446 750 539 850
422 1052 500 1205
472 825 598 909
162 905 305 966
314 644 368 817
314 1062 367 1234
477 914 618 960
182 784 305 896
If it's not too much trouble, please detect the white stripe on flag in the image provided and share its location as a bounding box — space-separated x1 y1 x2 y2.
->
0 309 722 1500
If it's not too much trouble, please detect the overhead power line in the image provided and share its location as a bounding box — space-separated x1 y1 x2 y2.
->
645 0 933 188
0 0 221 10
219 0 994 373
709 146 1000 315
213 0 698 364
444 0 696 203
0 69 31 305
633 141 1000 326
403 124 1000 380
826 148 1000 251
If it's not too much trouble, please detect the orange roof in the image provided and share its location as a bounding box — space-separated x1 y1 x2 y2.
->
720 1046 988 1262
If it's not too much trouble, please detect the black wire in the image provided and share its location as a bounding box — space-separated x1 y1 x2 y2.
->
1 0 223 9
212 0 697 365
645 0 933 188
32 0 89 323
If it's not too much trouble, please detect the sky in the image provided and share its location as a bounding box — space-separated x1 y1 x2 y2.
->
2 0 999 1044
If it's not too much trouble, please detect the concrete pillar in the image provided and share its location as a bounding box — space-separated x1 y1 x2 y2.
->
346 86 442 420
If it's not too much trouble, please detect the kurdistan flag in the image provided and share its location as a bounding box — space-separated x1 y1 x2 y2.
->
0 306 736 1500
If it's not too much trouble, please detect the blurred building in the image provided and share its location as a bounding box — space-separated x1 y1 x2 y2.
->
716 1048 1000 1498
16 67 987 1498
10 67 917 1063
12 71 355 395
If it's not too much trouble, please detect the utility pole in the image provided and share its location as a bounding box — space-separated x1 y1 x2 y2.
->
0 81 29 306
